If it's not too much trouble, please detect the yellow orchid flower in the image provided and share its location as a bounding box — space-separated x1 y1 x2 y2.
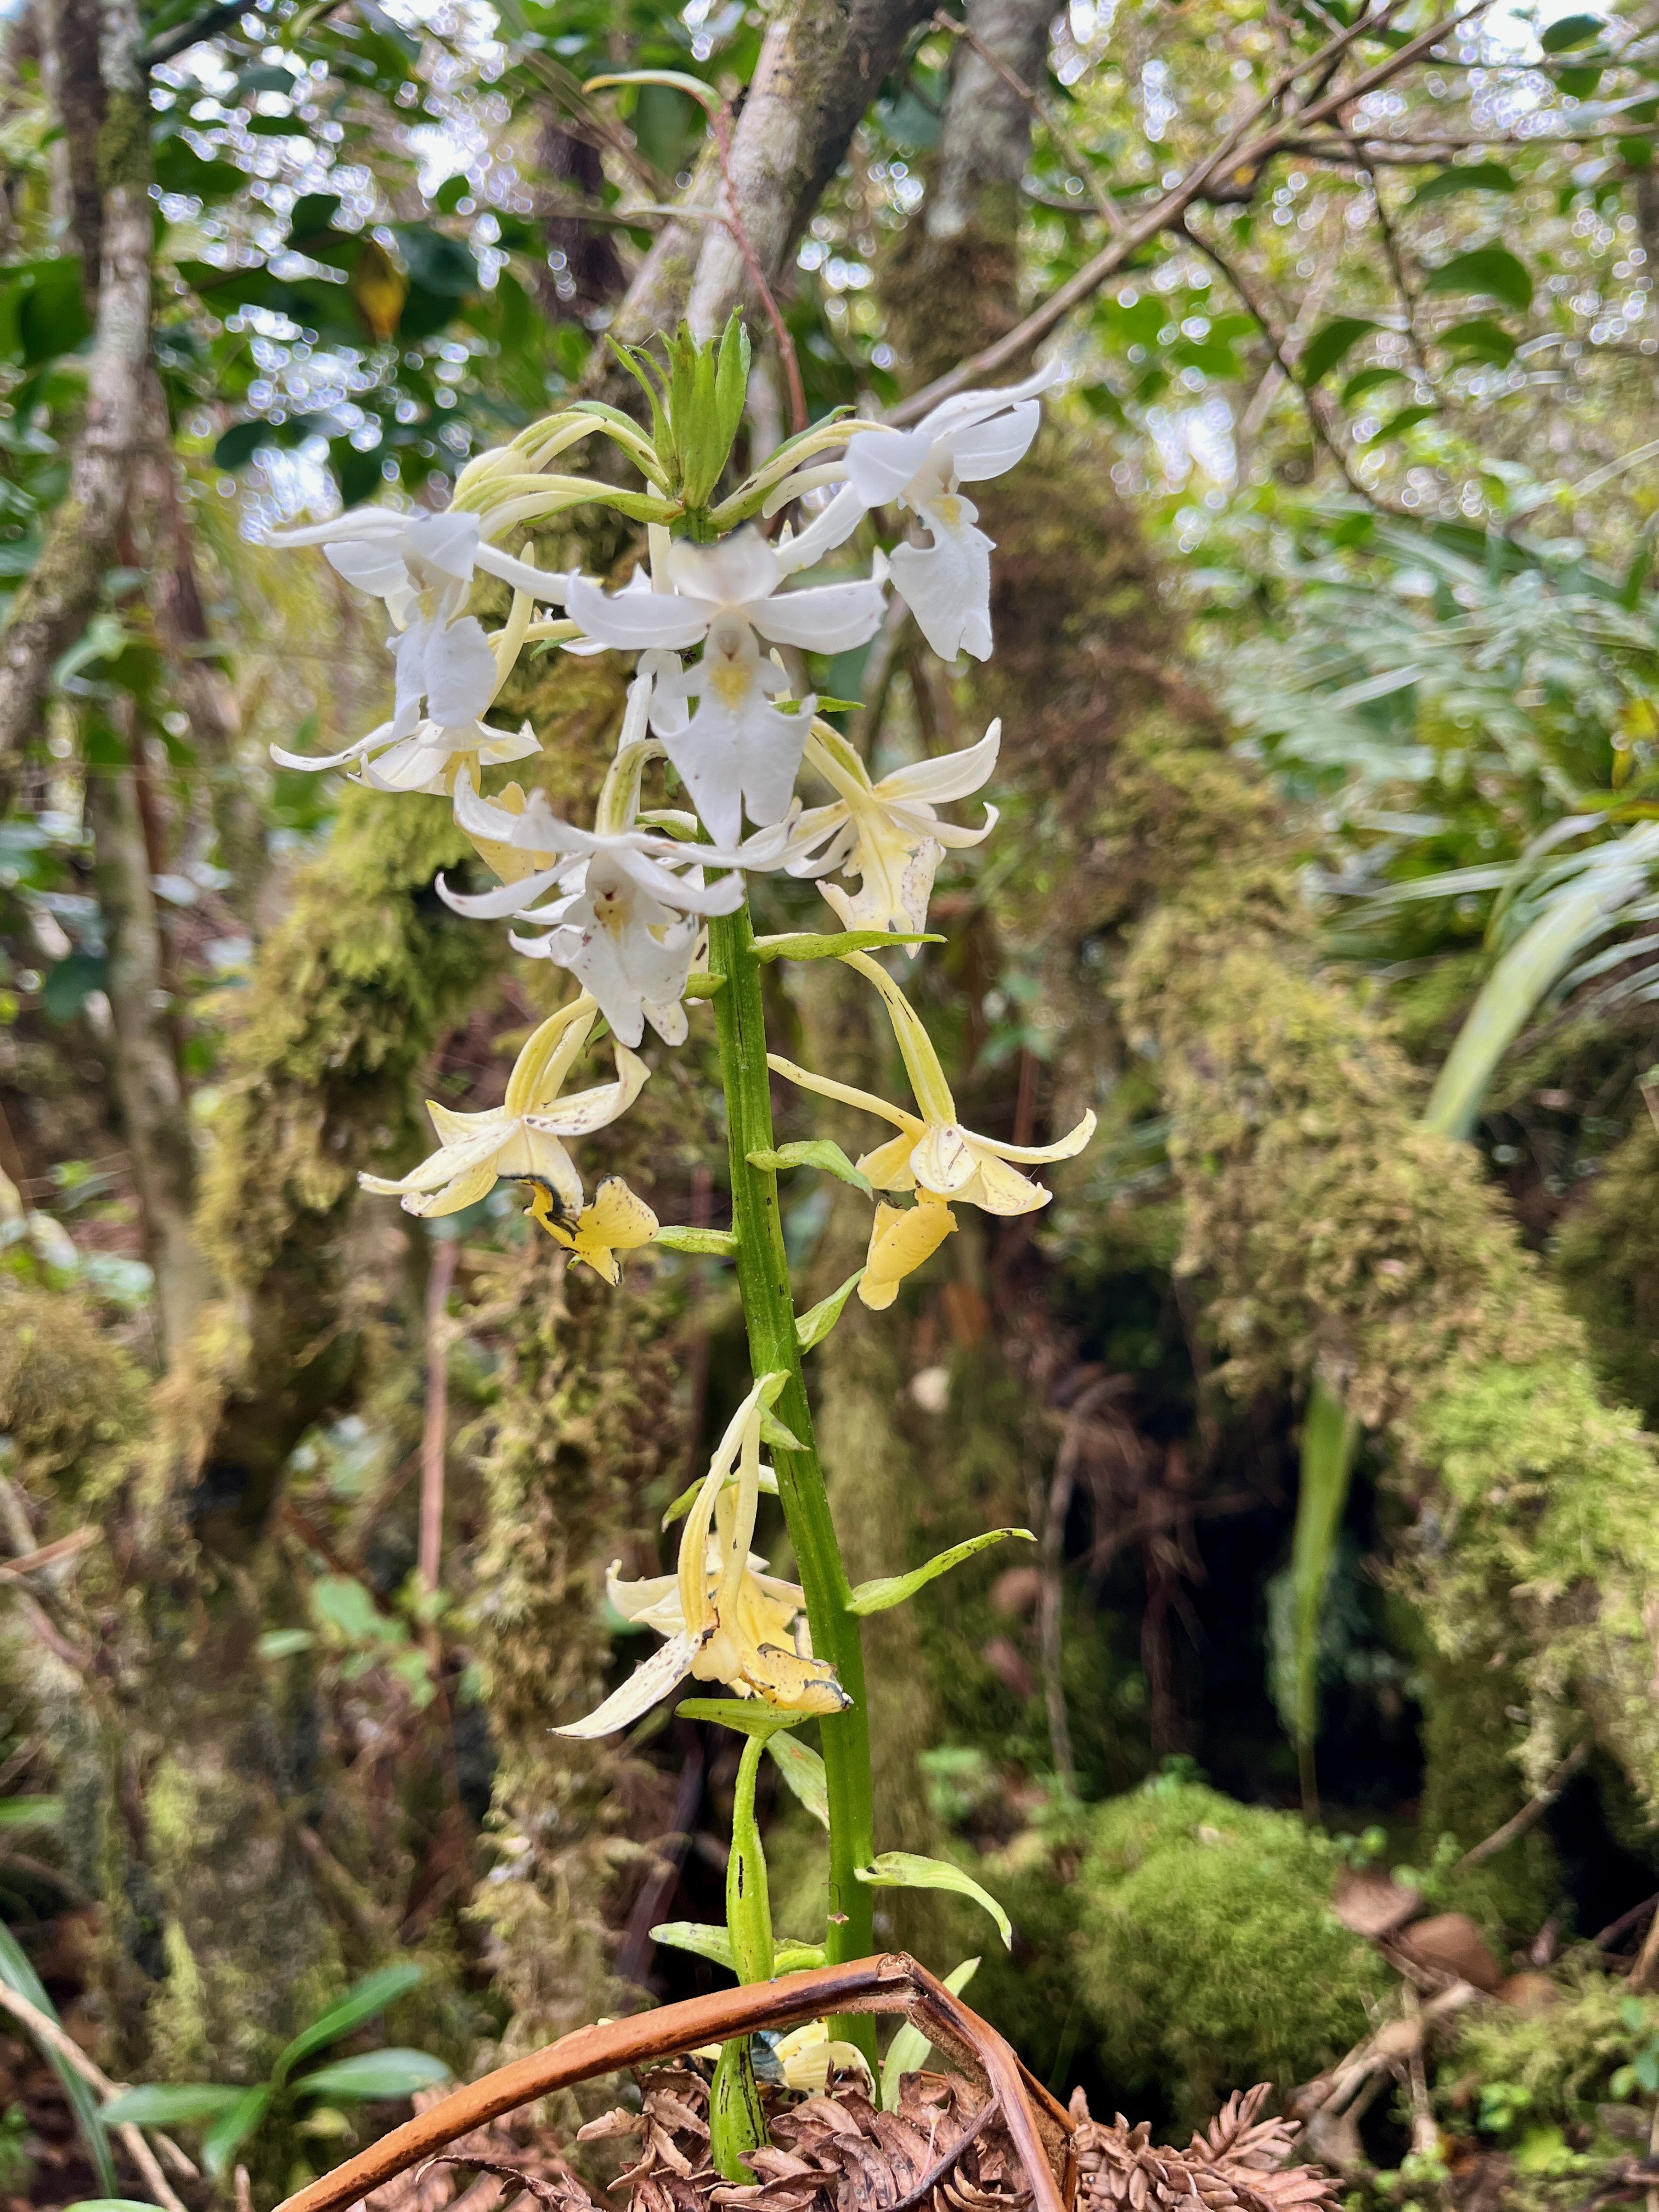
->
359 995 646 1218
761 2021 873 2092
554 1374 850 1738
525 1173 659 1285
861 1194 959 1312
783 718 1000 944
769 951 1095 1305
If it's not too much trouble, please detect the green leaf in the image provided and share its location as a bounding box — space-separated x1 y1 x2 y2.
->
796 1271 865 1353
295 2050 452 2103
855 1854 1012 1950
1439 318 1517 366
256 1628 315 1661
1340 365 1408 405
847 1530 1034 1617
201 2086 272 2180
757 1406 805 1452
287 193 345 240
100 2084 241 2128
273 1963 425 2086
1424 248 1533 312
1286 1374 1363 1798
651 1922 736 1970
1365 404 1439 443
1541 11 1602 49
214 421 270 471
764 1733 829 1828
1424 873 1638 1140
390 226 477 297
676 1698 808 1737
1407 162 1516 204
42 951 110 1023
880 1957 979 2112
653 1224 738 1256
1298 317 1378 387
0 1922 115 2192
662 1466 779 1527
682 972 727 998
775 1940 827 1972
747 1142 872 1199
714 311 751 460
753 930 941 963
0 1795 60 1829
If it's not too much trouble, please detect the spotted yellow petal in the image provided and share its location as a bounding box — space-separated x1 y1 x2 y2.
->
859 1197 958 1310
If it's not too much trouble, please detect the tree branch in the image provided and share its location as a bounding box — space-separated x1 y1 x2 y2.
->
889 0 1492 422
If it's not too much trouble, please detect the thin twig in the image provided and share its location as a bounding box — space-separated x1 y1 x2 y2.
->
0 1982 195 2204
1179 216 1406 514
419 1238 459 1596
1346 137 1432 380
1452 1740 1590 1872
890 0 1492 422
888 2094 1003 2212
703 101 808 435
272 1955 1074 2212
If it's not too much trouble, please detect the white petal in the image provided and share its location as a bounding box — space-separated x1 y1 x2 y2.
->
360 736 452 792
325 540 410 597
546 924 648 1049
772 485 867 575
567 572 708 652
643 994 690 1047
877 720 1000 806
437 864 572 919
473 544 568 601
915 360 1064 443
268 511 405 549
527 1043 651 1135
665 528 781 607
845 425 935 506
269 723 390 772
947 400 1041 483
424 617 500 726
661 690 811 847
888 516 994 663
477 721 541 765
748 575 886 654
550 1630 702 1738
405 510 481 582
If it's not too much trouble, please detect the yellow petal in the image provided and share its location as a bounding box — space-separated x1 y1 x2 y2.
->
856 1130 918 1191
964 1144 1052 1217
909 1120 980 1198
859 1197 957 1310
737 1641 851 1715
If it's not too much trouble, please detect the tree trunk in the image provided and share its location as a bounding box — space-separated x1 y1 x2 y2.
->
0 0 151 791
83 751 212 1363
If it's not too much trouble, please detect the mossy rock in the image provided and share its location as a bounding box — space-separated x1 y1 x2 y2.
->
1074 1778 1388 2125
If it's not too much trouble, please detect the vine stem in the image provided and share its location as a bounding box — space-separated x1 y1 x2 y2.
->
706 896 878 2068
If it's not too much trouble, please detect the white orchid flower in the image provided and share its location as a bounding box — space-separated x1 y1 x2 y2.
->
442 773 788 1048
269 505 569 620
358 995 646 1218
564 527 885 847
785 718 1001 943
554 1374 849 1739
771 365 1060 662
272 713 540 798
272 514 552 792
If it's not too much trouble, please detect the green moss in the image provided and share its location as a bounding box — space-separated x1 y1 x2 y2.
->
0 1281 149 1508
1555 1110 1659 1423
1417 1651 1559 1942
1075 1778 1389 2123
1444 1966 1641 2129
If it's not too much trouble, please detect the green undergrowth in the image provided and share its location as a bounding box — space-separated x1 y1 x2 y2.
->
1073 1775 1388 2126
1555 1108 1659 1425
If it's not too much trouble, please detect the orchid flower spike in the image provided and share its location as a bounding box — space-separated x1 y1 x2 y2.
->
553 1374 850 1737
785 718 1001 943
769 950 1096 1306
358 994 646 1218
443 773 789 1048
564 526 885 847
773 364 1061 663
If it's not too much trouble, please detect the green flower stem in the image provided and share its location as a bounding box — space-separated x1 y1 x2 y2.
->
707 896 878 2068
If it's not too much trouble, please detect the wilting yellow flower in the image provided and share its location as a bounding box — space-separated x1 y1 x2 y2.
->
862 1195 958 1312
525 1174 659 1285
359 995 646 1218
770 951 1094 1305
760 2021 873 2092
554 1374 850 1737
